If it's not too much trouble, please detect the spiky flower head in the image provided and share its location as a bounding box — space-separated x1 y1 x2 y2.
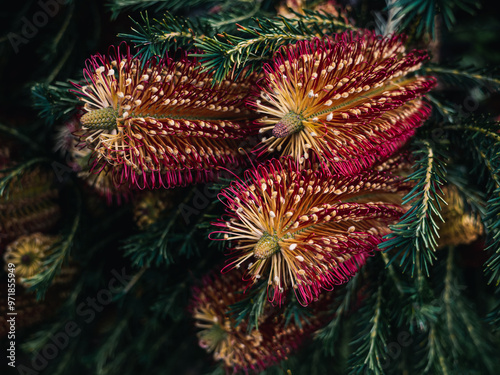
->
438 185 484 249
3 233 58 283
212 159 409 305
73 45 257 189
252 32 436 174
0 167 60 251
191 271 318 373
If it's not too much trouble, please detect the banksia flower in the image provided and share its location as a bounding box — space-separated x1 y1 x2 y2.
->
73 45 257 189
191 271 319 373
3 233 59 283
212 159 409 305
0 167 60 251
252 32 436 174
438 185 484 249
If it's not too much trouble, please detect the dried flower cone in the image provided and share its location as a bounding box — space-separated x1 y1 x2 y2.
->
0 167 60 251
438 185 484 249
74 45 258 189
191 271 318 373
3 233 59 284
212 159 409 305
253 32 436 174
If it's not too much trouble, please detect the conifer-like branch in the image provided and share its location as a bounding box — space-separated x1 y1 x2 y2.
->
123 188 201 267
314 274 359 355
424 248 500 373
195 11 356 81
388 0 480 38
31 81 80 126
444 118 500 284
348 284 389 375
424 64 500 92
119 12 213 61
380 140 447 276
229 281 268 332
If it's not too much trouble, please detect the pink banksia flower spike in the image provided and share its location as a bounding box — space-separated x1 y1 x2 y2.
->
191 270 321 373
211 158 410 305
251 32 436 174
73 44 258 189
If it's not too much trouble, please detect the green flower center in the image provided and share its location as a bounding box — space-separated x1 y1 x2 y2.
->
199 323 228 351
254 232 281 259
81 107 118 130
272 111 305 138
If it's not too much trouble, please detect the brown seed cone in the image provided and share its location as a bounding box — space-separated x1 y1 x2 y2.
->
0 167 60 253
438 185 484 249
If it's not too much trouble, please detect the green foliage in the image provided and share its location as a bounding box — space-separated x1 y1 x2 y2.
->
348 283 390 375
445 165 486 218
31 81 80 126
421 249 499 374
204 0 269 31
443 118 500 284
122 186 221 267
123 213 199 267
150 283 188 321
119 12 213 61
106 0 217 19
315 273 359 356
284 296 313 329
424 64 500 92
379 140 447 276
195 10 356 81
229 280 268 332
388 0 480 38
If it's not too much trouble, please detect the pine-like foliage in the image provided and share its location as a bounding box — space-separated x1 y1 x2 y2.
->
380 140 447 276
196 11 356 81
387 0 480 37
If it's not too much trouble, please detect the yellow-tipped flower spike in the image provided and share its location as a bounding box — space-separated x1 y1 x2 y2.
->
252 32 436 174
73 44 259 189
212 158 410 305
